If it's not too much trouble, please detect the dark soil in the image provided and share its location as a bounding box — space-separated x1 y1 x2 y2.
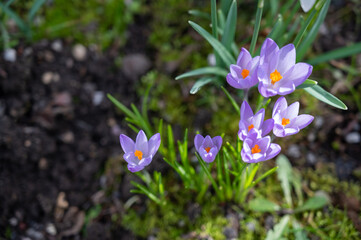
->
0 20 152 238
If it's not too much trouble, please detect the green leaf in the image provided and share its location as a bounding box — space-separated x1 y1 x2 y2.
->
250 166 279 187
188 10 210 20
27 0 46 22
304 85 347 110
276 155 293 208
249 0 264 55
293 9 316 48
190 77 215 94
265 215 290 240
267 14 283 41
307 42 361 65
293 219 309 240
221 0 237 52
249 198 281 212
189 21 236 66
176 67 228 80
296 0 331 61
296 79 318 89
294 196 329 213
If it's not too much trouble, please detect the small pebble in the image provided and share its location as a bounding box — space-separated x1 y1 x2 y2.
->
122 54 151 79
207 53 216 66
38 158 48 170
246 222 255 232
60 131 74 144
287 144 301 158
9 217 18 226
51 40 63 52
345 132 360 144
93 91 104 106
26 228 44 240
223 227 237 239
72 44 87 61
306 152 317 165
314 116 324 129
42 72 55 85
45 223 57 236
4 48 16 62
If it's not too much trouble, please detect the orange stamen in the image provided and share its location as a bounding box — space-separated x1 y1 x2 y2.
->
270 69 282 85
248 124 254 131
251 144 261 154
241 69 250 79
134 150 143 160
282 118 290 126
205 147 211 153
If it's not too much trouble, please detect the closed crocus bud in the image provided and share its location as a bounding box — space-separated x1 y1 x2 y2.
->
119 130 161 172
194 134 222 163
272 97 314 137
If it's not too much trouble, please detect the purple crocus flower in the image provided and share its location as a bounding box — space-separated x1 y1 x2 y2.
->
257 38 313 97
241 129 281 163
272 97 314 137
194 134 222 163
119 130 161 172
238 101 274 141
227 48 260 89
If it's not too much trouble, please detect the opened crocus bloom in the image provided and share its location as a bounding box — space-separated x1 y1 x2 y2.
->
238 101 274 141
226 48 260 89
194 134 222 163
272 97 314 137
257 38 313 97
241 129 281 163
119 130 161 172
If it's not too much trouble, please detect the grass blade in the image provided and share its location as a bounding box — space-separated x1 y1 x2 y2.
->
221 86 240 114
221 0 237 52
27 0 46 22
0 2 28 34
307 42 361 65
296 0 331 61
188 10 211 20
189 21 236 66
304 85 347 110
249 0 264 55
176 67 228 80
107 94 137 119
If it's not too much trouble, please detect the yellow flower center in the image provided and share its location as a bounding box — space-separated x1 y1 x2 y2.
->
241 69 250 79
251 144 261 154
248 124 254 131
134 150 143 160
282 118 290 126
270 69 282 85
205 147 211 153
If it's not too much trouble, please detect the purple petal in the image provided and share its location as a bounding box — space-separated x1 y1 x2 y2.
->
230 64 243 79
119 134 135 153
124 152 138 165
283 127 299 136
277 44 295 74
291 114 314 130
248 56 260 72
265 143 281 160
194 134 204 152
273 124 286 137
273 97 288 117
135 130 148 155
212 136 223 150
284 63 313 87
148 133 161 157
203 135 213 148
240 101 254 121
284 102 300 119
226 74 242 89
128 164 145 173
198 147 215 163
260 38 279 64
237 48 252 68
277 80 295 95
253 108 265 129
258 82 277 98
252 153 267 163
255 136 271 154
261 119 274 136
139 156 153 167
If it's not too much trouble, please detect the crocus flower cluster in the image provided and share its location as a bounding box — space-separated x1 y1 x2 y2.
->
227 38 312 98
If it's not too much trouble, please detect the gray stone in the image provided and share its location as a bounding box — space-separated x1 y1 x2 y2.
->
26 228 44 240
287 144 301 158
345 132 360 144
93 91 104 106
51 40 63 52
223 227 237 239
72 44 87 61
207 53 216 66
246 222 255 232
306 152 317 165
122 54 151 80
4 48 16 62
45 223 57 236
